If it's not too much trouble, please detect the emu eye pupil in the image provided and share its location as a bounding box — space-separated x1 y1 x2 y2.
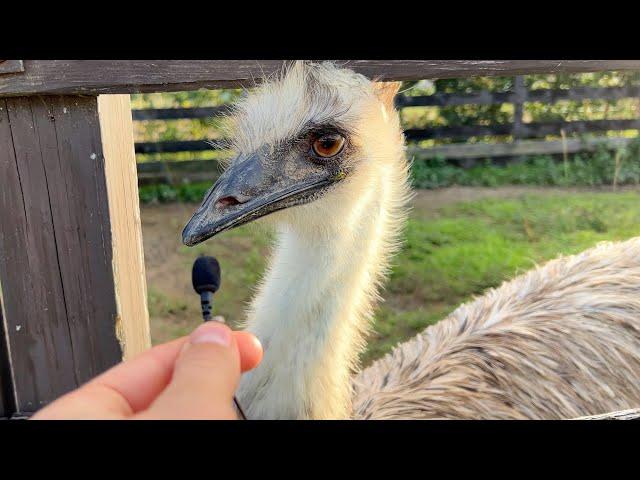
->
312 134 345 158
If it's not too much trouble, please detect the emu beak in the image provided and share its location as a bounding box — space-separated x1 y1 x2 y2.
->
182 149 336 246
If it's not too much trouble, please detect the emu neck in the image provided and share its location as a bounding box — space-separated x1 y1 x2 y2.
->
237 172 401 419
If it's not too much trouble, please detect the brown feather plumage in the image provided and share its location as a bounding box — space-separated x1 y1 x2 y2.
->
353 238 640 419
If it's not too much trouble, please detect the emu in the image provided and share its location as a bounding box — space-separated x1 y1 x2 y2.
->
182 61 640 419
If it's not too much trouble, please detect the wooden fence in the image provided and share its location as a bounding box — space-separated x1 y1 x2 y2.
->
2 60 640 420
132 78 640 183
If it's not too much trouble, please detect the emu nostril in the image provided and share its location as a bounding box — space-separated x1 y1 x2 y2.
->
216 196 242 209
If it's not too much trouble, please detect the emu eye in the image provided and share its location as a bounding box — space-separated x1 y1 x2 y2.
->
312 134 345 158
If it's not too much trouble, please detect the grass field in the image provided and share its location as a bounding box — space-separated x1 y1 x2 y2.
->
142 186 640 365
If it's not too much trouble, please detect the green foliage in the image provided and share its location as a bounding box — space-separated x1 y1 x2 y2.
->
410 138 640 189
139 182 212 204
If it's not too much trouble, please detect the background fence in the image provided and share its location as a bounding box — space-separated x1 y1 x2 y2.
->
132 75 640 185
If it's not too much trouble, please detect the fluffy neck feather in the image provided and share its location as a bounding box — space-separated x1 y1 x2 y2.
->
237 104 409 419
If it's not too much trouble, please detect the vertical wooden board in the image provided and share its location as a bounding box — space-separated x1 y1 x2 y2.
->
34 97 123 378
0 96 124 414
512 76 526 141
0 296 14 417
0 98 79 412
98 95 151 359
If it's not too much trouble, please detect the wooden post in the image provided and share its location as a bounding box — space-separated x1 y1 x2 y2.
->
0 94 150 417
98 95 151 361
512 76 526 140
511 76 527 164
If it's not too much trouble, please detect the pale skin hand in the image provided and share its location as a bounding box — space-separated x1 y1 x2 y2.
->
32 319 263 420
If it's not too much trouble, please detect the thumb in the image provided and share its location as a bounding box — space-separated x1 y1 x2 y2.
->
137 322 241 419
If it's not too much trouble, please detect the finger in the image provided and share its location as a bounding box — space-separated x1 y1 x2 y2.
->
32 326 258 419
32 337 189 419
137 322 241 420
235 331 263 372
88 336 189 413
89 329 260 413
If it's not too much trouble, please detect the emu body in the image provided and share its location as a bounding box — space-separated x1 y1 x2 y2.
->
353 238 640 419
184 61 640 419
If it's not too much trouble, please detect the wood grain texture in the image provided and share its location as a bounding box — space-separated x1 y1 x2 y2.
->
0 96 123 414
1 61 639 97
512 76 526 140
404 118 640 141
408 137 633 161
132 106 226 120
129 85 640 116
0 61 24 75
98 95 151 360
0 295 14 417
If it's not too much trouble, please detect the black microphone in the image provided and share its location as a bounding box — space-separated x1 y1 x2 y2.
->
192 255 221 322
190 255 247 419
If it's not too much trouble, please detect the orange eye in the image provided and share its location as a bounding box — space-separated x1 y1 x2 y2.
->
312 134 345 158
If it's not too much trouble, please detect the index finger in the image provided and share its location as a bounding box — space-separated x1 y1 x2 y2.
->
85 330 262 414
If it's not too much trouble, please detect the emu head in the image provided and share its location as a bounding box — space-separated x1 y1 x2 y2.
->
182 61 403 246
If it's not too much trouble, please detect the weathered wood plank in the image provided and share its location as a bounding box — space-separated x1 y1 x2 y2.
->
0 296 14 418
136 139 226 154
395 85 640 108
129 83 640 121
0 96 124 414
526 85 640 104
408 137 632 161
0 61 24 75
404 118 640 141
2 61 639 97
0 97 80 413
98 95 151 360
512 76 526 140
134 116 640 156
132 106 227 121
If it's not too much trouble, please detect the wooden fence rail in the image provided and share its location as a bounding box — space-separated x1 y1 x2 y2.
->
131 85 640 118
132 78 640 183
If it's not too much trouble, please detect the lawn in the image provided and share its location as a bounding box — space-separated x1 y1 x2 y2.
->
142 187 640 365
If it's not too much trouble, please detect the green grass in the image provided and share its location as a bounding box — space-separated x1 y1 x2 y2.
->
411 140 640 189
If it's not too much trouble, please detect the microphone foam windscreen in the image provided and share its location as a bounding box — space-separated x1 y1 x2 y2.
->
192 256 221 294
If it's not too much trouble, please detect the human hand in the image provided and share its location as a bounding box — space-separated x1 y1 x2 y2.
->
31 319 262 420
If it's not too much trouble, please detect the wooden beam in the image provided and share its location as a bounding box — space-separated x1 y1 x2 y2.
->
136 139 226 154
132 106 227 121
396 85 640 107
98 95 151 360
130 84 640 120
409 137 633 161
1 61 639 97
404 119 640 141
0 94 149 415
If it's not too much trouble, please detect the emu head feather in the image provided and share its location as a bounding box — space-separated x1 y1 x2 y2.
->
183 61 402 246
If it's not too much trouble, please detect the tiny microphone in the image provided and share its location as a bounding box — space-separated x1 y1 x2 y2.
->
191 255 247 420
192 255 221 322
